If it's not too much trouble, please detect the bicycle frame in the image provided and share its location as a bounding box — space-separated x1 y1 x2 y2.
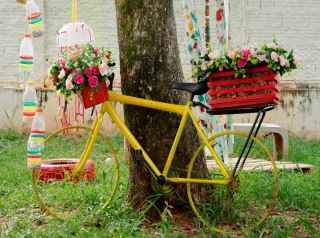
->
73 91 231 185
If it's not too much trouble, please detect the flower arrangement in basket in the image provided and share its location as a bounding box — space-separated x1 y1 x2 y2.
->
49 43 115 108
193 40 298 109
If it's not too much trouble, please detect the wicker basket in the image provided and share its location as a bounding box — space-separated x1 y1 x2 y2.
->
81 81 109 109
207 66 280 110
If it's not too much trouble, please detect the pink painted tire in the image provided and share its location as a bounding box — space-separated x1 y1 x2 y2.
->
38 159 95 182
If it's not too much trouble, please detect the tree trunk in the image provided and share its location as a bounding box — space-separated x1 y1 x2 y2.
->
115 0 209 212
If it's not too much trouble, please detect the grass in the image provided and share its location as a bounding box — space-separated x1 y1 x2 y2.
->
0 129 319 237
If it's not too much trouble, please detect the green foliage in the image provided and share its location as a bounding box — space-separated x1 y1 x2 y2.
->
194 40 298 82
49 43 115 98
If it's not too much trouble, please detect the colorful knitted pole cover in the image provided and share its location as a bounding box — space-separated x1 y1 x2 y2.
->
182 0 203 64
204 0 210 48
182 0 233 162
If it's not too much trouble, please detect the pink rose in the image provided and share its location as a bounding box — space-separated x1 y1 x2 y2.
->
88 75 99 87
293 56 298 65
237 58 248 68
58 69 66 79
271 52 279 62
250 49 257 55
94 48 99 56
65 75 73 89
242 49 252 59
50 76 55 82
208 51 219 60
200 62 208 71
267 43 278 49
279 55 286 66
99 63 109 76
84 68 92 77
202 48 209 56
71 68 79 75
75 75 84 85
92 66 100 75
219 63 227 71
59 59 66 67
228 49 239 58
257 54 266 62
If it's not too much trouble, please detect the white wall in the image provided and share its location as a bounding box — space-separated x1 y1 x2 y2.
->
1 1 319 84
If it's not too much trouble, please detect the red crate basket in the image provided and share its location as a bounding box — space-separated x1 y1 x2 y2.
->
81 81 109 109
207 66 280 109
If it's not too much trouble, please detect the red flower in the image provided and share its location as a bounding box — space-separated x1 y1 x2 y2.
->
92 66 100 75
75 75 84 85
216 9 224 21
194 42 198 49
106 54 110 60
84 68 92 77
94 48 99 56
63 67 71 73
71 68 79 75
237 58 248 68
242 49 252 59
59 59 66 67
88 75 99 87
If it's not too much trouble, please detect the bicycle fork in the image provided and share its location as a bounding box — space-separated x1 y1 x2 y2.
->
72 112 104 177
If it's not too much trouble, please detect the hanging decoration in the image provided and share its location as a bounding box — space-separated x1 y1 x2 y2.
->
30 108 46 149
56 0 94 54
56 96 71 136
22 81 37 120
56 22 94 55
19 33 34 79
26 0 45 38
17 0 46 168
27 135 42 169
54 0 98 132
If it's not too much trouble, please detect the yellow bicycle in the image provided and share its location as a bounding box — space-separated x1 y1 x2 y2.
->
32 82 279 235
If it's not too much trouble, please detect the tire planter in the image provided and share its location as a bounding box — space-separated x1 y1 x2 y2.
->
37 159 95 182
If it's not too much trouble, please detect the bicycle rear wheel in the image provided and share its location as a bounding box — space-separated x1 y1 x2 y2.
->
31 126 120 219
187 131 279 235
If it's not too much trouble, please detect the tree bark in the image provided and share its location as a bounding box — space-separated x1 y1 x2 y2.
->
115 0 209 212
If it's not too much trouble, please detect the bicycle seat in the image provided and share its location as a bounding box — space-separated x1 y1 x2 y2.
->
173 81 209 95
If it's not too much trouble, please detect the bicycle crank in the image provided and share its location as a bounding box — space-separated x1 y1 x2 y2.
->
150 174 174 195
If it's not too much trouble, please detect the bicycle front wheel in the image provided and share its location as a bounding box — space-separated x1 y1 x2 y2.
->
31 126 120 219
187 131 279 235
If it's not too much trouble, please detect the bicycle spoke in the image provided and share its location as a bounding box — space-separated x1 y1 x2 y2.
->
187 131 279 235
31 126 122 218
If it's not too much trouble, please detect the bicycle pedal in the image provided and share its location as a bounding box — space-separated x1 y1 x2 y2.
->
133 149 144 166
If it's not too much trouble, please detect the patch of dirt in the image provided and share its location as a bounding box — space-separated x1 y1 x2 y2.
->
142 211 201 237
271 209 320 237
0 216 8 229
